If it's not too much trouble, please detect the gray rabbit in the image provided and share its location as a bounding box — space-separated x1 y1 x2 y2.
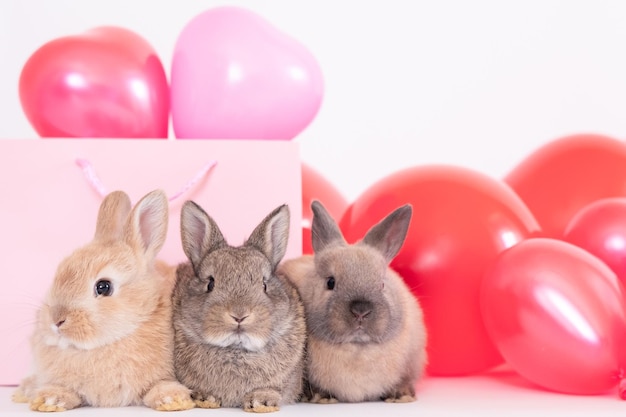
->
278 200 427 403
171 202 306 412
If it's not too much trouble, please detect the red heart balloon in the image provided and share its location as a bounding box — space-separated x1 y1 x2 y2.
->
339 165 541 376
564 197 626 285
301 163 348 255
19 26 169 138
505 134 626 238
481 238 626 395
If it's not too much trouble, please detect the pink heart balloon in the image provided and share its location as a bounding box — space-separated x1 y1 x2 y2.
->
171 6 324 140
19 26 169 138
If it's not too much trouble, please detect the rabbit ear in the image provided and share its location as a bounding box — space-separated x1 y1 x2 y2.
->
94 191 132 242
311 200 346 253
124 189 169 262
361 204 412 264
246 204 290 270
180 200 226 268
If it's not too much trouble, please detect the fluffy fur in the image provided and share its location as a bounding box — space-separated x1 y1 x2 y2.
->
172 202 306 413
12 190 194 412
277 200 427 403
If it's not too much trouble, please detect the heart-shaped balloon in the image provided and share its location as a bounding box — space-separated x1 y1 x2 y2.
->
171 6 324 140
339 165 541 376
481 238 626 395
505 134 626 239
19 26 169 138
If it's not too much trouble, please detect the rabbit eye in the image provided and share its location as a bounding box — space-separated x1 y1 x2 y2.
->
207 276 215 293
263 282 267 292
326 276 336 290
94 279 113 297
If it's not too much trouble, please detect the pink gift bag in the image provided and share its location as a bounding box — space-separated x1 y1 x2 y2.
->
0 139 302 385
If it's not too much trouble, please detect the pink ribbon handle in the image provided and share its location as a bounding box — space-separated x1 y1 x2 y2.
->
75 158 217 203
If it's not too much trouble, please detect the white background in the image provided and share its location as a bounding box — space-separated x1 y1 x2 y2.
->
3 1 626 415
3 0 626 202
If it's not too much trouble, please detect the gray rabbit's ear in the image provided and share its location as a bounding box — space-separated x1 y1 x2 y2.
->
361 204 412 264
94 190 132 242
125 189 169 262
311 200 346 253
180 201 226 268
246 204 290 270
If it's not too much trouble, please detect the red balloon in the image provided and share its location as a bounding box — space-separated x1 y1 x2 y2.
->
19 26 169 138
564 198 626 285
481 238 626 395
301 163 348 254
505 134 626 239
339 165 541 376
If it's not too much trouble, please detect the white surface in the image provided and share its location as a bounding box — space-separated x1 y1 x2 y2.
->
2 368 626 416
2 1 626 201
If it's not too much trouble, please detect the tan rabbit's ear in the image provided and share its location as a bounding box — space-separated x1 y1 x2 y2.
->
180 201 226 268
246 204 290 270
94 191 132 242
311 200 346 253
361 204 412 264
124 189 169 261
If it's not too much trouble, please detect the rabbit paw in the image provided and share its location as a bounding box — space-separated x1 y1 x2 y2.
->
303 381 337 404
144 380 195 411
382 382 417 403
191 392 221 409
383 394 416 403
29 387 81 412
309 392 338 404
244 389 281 413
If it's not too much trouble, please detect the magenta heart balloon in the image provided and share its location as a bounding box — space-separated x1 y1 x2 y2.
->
171 6 324 140
19 26 169 138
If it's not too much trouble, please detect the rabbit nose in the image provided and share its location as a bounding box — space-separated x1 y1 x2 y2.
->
350 300 373 320
51 306 68 328
230 314 249 324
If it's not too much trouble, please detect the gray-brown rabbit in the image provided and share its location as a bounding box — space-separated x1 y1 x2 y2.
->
171 202 306 412
278 200 427 403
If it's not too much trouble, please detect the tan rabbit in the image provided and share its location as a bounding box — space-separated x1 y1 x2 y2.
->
278 200 427 403
171 202 306 412
12 190 194 412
